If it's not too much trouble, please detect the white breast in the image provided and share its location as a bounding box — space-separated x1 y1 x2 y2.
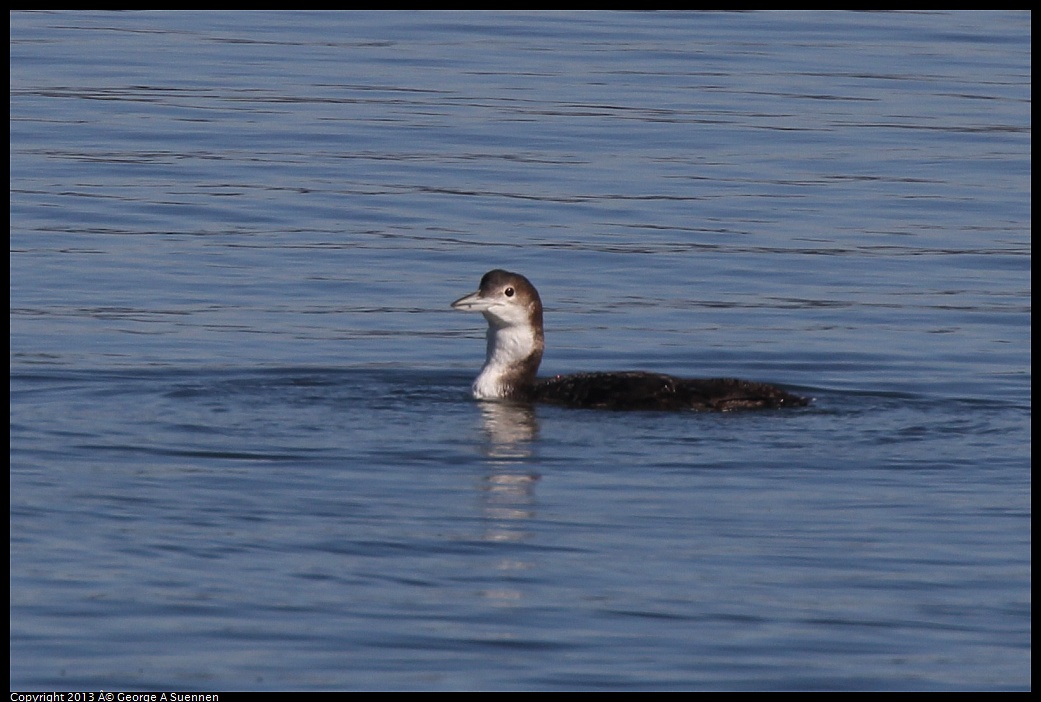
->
472 324 538 399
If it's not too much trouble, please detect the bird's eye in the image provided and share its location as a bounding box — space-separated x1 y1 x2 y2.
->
504 287 514 297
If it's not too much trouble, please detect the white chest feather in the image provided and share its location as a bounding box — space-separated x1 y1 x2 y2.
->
472 324 538 399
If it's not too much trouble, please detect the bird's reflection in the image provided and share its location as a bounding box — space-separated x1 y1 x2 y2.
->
477 399 539 456
474 400 541 606
476 400 540 531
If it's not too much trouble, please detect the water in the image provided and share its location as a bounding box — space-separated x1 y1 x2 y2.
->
9 11 1030 691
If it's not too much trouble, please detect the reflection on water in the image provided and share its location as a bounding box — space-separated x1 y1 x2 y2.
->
478 470 539 607
478 400 540 457
476 400 541 606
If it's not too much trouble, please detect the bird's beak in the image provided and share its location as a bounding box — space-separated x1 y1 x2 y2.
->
451 290 492 312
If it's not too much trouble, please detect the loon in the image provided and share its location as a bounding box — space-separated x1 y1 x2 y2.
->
451 269 809 411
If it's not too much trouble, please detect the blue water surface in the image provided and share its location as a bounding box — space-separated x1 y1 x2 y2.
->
10 11 1030 691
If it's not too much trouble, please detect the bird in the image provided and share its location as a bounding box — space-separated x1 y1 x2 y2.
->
451 269 809 411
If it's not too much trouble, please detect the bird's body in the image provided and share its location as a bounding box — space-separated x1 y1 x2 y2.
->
452 269 808 411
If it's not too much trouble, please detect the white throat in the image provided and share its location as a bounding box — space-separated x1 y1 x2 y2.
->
472 320 539 399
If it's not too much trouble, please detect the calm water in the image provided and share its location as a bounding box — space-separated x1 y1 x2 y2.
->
9 11 1031 691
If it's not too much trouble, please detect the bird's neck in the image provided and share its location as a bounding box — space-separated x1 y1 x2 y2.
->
472 319 544 399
